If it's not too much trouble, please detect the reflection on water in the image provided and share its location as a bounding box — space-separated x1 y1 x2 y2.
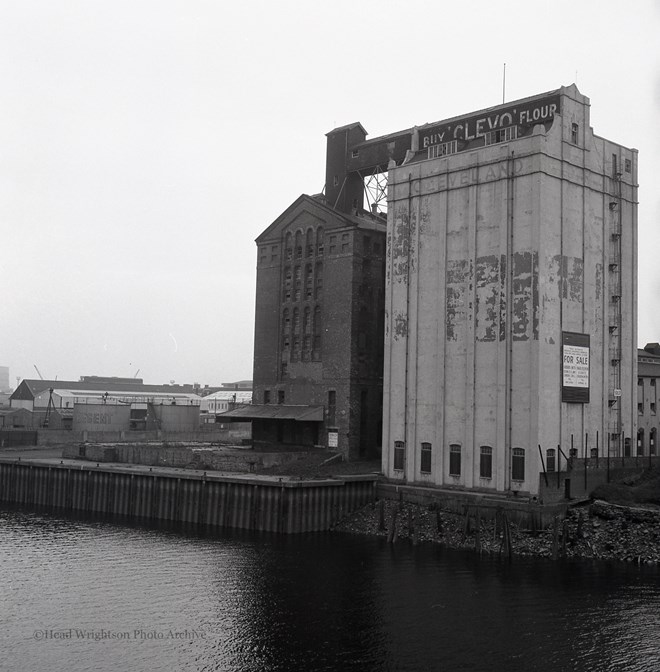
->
1 506 659 672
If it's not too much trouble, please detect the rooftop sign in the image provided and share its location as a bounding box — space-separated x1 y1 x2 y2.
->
419 93 561 149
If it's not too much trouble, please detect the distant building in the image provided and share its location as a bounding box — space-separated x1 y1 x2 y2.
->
200 389 252 423
637 344 660 456
9 378 201 431
0 366 10 393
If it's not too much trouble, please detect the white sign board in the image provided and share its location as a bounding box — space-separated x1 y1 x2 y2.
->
563 345 589 388
328 431 338 448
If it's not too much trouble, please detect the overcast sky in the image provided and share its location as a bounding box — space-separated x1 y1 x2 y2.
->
1 0 659 387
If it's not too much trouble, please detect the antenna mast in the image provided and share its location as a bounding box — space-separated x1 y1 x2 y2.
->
502 63 506 104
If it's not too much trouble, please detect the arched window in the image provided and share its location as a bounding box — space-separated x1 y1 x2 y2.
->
305 264 313 300
449 444 461 476
285 231 293 260
512 448 525 481
546 448 556 473
293 308 300 334
312 305 322 359
420 442 432 474
480 446 493 478
283 267 292 301
315 262 323 299
282 309 290 350
295 230 303 259
393 441 405 471
294 265 301 301
316 227 324 255
637 429 645 456
303 306 311 335
306 228 314 257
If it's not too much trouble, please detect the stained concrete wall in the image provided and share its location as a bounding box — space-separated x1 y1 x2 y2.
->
383 85 637 496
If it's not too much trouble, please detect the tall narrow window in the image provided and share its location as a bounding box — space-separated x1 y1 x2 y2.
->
305 264 313 299
651 428 657 456
624 437 631 457
315 262 323 299
295 230 303 259
263 390 270 404
283 267 292 301
285 232 293 261
306 228 314 257
449 444 461 476
394 441 405 471
278 390 285 404
637 429 645 456
420 442 432 474
316 227 324 256
571 123 579 144
511 448 525 481
327 390 336 425
480 446 493 479
546 448 556 473
313 305 322 359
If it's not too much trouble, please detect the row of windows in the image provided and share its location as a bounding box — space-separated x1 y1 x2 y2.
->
261 230 382 266
283 263 323 302
263 389 285 404
636 428 658 456
282 306 322 337
281 306 322 365
392 443 525 481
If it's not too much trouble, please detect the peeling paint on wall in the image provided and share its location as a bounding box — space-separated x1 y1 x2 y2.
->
512 251 538 342
550 255 584 302
393 311 408 340
446 259 468 341
475 255 500 342
499 255 507 342
391 207 410 282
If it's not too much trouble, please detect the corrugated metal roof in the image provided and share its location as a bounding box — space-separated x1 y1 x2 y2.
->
12 379 201 400
204 390 253 402
218 404 324 422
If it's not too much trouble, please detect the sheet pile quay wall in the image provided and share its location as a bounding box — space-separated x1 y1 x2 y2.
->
0 461 377 534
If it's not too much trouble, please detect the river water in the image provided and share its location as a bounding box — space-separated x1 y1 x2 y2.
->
1 506 659 672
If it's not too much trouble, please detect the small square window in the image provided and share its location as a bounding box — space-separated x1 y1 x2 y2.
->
638 402 644 415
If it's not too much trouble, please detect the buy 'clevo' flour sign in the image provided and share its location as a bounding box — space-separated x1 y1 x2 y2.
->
419 93 561 148
562 332 590 403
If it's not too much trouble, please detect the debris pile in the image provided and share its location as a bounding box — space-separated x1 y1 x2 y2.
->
333 498 660 565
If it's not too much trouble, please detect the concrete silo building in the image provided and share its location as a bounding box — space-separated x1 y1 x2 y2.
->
382 84 638 496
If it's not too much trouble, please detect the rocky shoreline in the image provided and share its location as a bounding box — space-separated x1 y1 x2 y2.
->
333 498 660 566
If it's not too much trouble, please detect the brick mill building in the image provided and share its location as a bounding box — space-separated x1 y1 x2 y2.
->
381 84 638 495
229 185 386 459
